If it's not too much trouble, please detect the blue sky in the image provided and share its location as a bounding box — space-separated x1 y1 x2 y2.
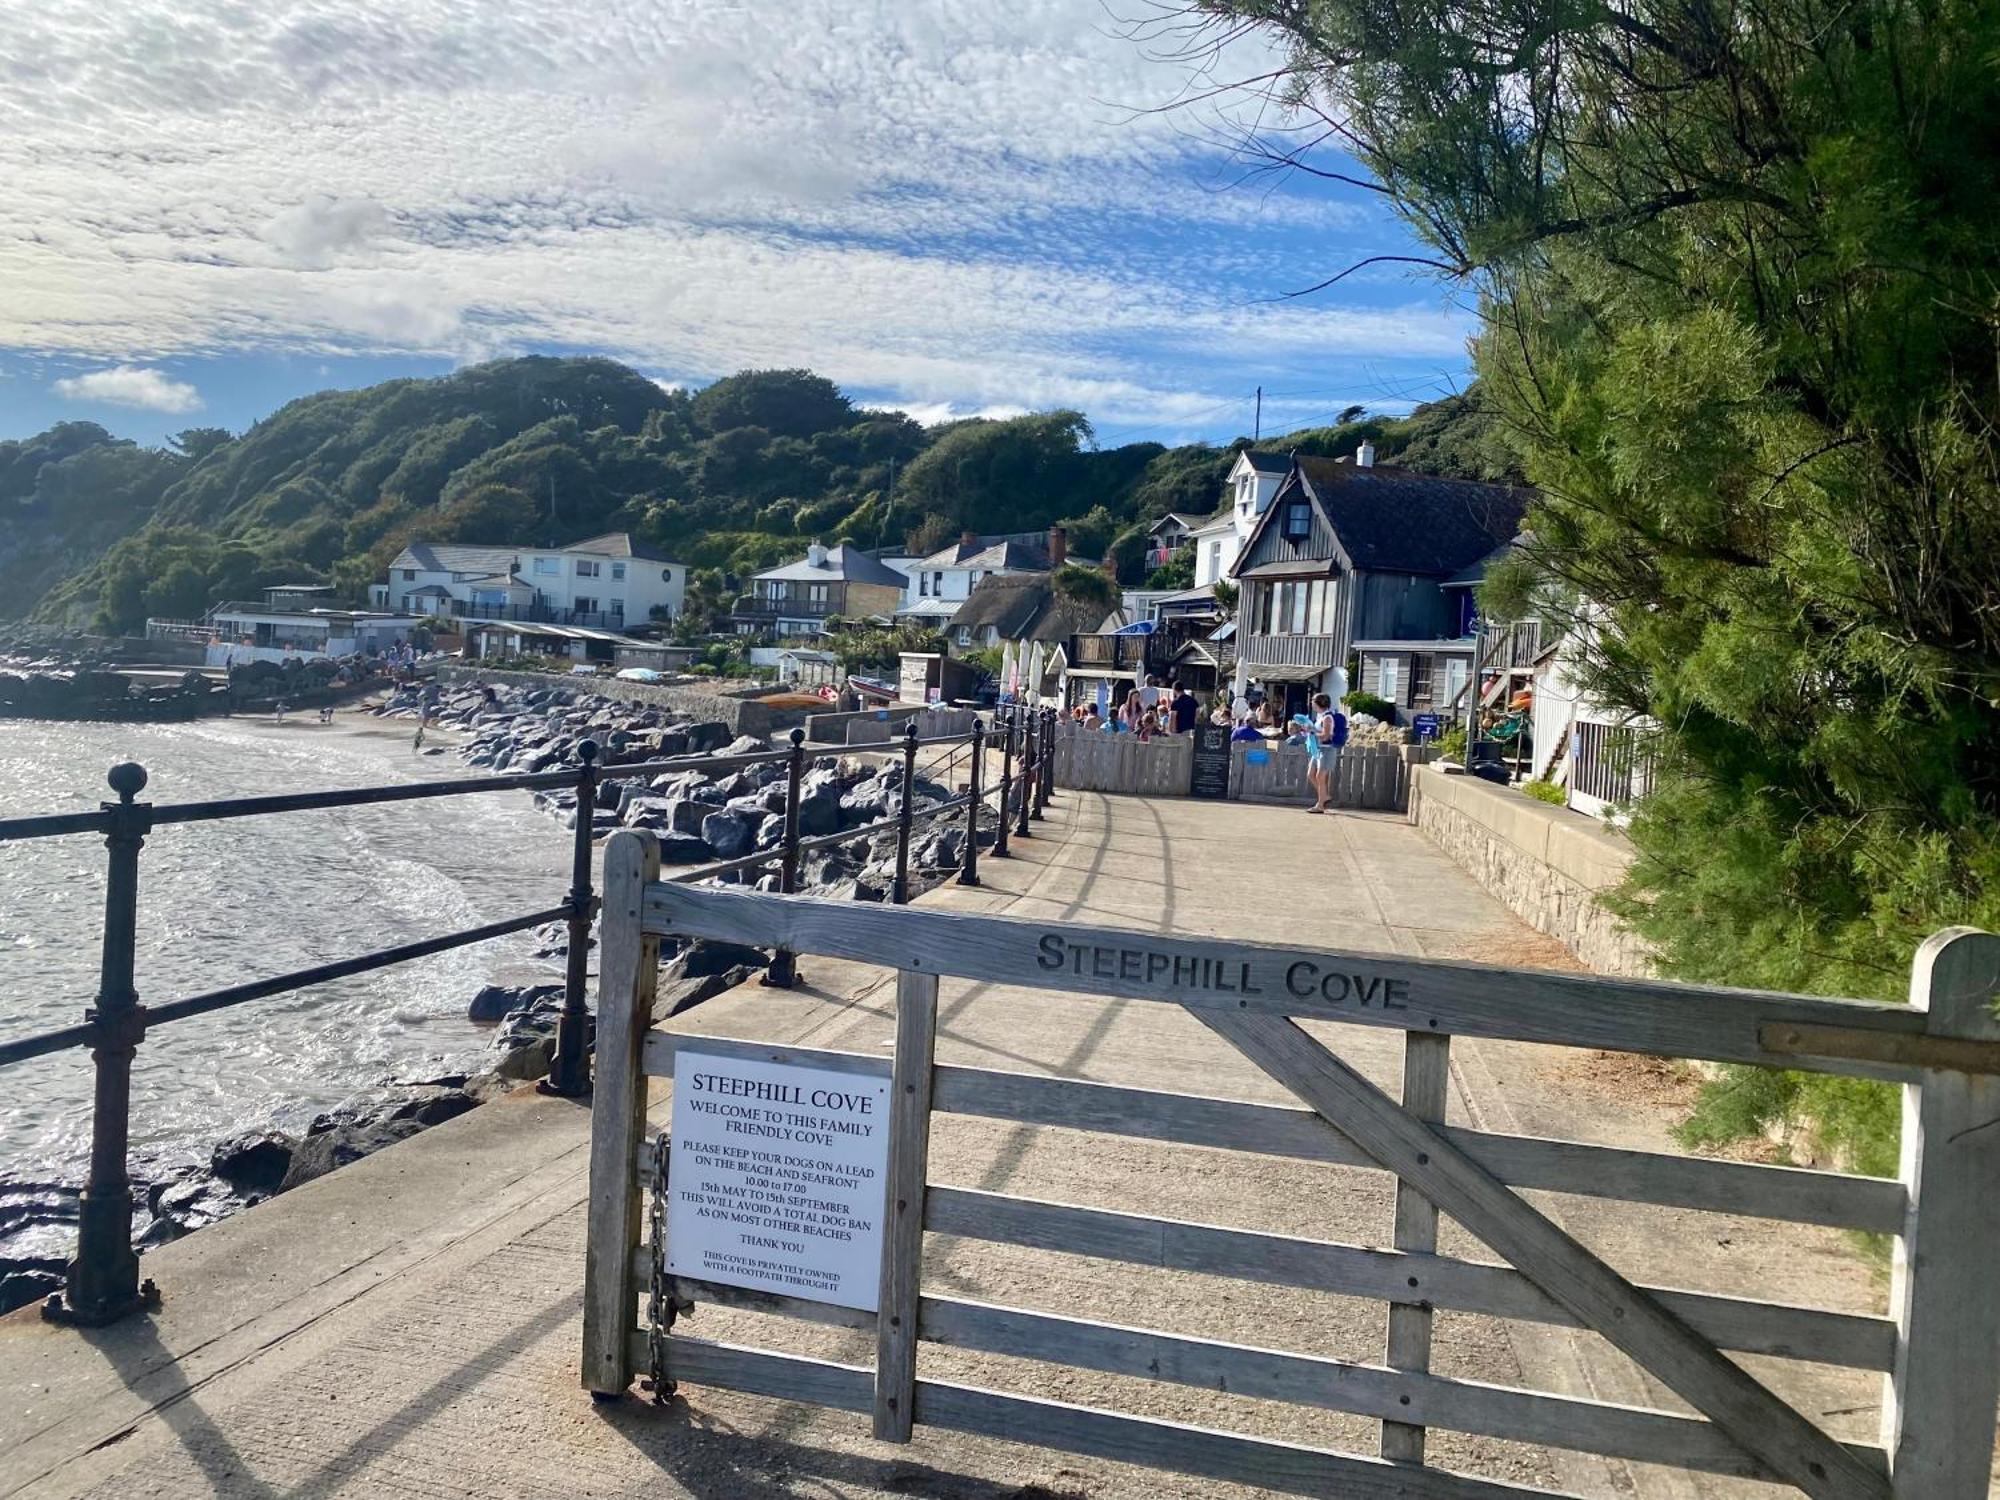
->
0 1 1475 451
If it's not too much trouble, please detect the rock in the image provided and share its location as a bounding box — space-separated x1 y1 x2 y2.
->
0 1257 63 1317
700 808 755 860
385 1087 479 1129
668 938 769 979
655 832 715 865
467 981 560 1023
666 798 717 835
714 771 754 799
684 721 731 753
143 1171 245 1243
208 1129 296 1195
279 1117 426 1192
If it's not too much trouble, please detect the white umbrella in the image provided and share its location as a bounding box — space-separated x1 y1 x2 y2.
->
1026 642 1046 703
1326 665 1350 703
1230 655 1249 708
1000 641 1018 700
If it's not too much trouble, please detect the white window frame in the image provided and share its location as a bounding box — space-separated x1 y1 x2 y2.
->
532 557 559 576
575 559 600 578
1379 655 1400 703
574 595 599 615
611 561 626 581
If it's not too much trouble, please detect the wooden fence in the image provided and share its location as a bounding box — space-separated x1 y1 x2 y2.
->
1053 725 1425 810
583 843 2000 1499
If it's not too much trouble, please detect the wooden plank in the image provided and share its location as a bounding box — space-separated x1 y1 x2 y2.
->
1880 929 2000 1496
643 1029 891 1082
1382 1030 1449 1462
642 883 1937 1082
929 1062 1904 1232
874 970 938 1441
1198 1011 1889 1500
924 1185 1893 1370
647 1333 875 1413
580 830 662 1396
1762 1019 2000 1078
668 1275 877 1331
914 1377 1574 1500
918 1296 1888 1483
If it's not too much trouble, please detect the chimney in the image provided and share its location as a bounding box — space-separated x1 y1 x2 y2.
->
1048 525 1068 568
806 541 828 568
1356 440 1377 468
960 530 978 550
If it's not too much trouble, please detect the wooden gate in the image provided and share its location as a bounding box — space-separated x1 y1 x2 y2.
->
582 830 2000 1498
1053 725 1421 809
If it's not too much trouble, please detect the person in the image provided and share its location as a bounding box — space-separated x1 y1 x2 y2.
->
1137 674 1163 713
1082 705 1103 732
1170 682 1199 735
1305 691 1348 814
1119 689 1144 734
1229 713 1264 744
317 705 334 724
1136 707 1161 741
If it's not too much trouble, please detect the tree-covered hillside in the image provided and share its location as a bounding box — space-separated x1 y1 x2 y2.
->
1 357 1508 632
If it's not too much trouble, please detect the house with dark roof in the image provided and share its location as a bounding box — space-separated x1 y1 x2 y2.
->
371 532 687 630
736 542 907 638
1186 449 1292 588
1229 453 1527 719
946 572 1122 654
895 525 1081 622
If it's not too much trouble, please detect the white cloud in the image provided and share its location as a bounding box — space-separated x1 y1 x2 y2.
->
51 365 203 413
0 1 1464 431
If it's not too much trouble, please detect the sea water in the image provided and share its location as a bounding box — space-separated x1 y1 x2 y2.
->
0 713 571 1258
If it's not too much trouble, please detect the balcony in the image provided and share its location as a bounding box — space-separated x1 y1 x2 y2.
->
439 600 627 631
1477 619 1544 669
1237 632 1341 670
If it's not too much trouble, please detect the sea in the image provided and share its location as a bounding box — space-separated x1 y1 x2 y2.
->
0 713 571 1260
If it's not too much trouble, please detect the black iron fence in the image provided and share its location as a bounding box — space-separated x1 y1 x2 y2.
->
0 707 1061 1327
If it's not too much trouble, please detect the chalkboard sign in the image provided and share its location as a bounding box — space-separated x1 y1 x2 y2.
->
1413 713 1441 742
1189 722 1231 799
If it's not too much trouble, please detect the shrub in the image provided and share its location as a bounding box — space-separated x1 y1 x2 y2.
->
1343 690 1395 721
1436 724 1467 761
1523 780 1568 806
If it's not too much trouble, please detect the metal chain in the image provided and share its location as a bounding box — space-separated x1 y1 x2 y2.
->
645 1129 674 1403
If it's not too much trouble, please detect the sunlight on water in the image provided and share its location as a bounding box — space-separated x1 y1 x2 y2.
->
0 715 572 1255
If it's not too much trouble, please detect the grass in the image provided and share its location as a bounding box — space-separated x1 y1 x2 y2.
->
1522 779 1569 805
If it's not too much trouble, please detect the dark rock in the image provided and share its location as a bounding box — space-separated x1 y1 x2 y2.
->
667 798 716 835
0 1257 63 1316
655 832 715 865
722 734 767 757
669 939 769 979
385 1087 479 1129
684 721 731 753
209 1129 296 1195
700 808 755 860
468 981 560 1023
279 1117 426 1192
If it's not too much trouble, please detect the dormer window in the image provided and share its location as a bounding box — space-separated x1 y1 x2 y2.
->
1281 499 1312 542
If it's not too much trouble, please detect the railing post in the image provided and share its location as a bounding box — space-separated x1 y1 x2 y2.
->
764 728 807 988
1028 707 1048 822
1015 707 1035 840
957 719 984 888
991 710 1013 859
892 721 919 904
1881 927 2000 1497
1037 707 1056 813
46 763 158 1326
543 737 599 1098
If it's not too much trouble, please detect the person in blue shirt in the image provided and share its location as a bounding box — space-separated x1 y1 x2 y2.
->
1305 691 1348 813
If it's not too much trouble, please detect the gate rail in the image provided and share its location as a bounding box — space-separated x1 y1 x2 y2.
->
586 872 2000 1499
0 706 1061 1326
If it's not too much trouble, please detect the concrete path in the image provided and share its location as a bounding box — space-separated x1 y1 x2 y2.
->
0 790 1885 1499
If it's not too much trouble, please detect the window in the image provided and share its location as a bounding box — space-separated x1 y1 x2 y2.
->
918 573 931 597
609 599 623 618
955 626 972 645
532 557 559 576
401 569 416 582
611 562 625 581
1290 582 1309 634
1443 655 1469 709
1379 656 1400 703
1207 541 1222 577
1281 500 1312 542
1410 653 1433 703
575 559 600 578
807 583 828 607
574 596 598 615
1253 584 1273 634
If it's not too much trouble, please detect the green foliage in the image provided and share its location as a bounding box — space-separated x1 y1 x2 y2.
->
1051 564 1116 610
829 621 947 673
693 369 853 440
1522 780 1569 806
1343 690 1395 721
1436 724 1468 761
1207 0 2000 1163
1145 543 1195 590
1211 580 1239 613
1675 1067 1900 1180
961 646 1005 681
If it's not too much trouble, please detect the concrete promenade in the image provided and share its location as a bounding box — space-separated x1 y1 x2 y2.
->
0 791 1884 1498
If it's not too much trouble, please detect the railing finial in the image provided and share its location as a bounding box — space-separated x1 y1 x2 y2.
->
107 763 148 802
576 738 601 766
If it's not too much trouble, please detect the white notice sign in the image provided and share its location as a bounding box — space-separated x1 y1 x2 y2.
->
665 1050 890 1311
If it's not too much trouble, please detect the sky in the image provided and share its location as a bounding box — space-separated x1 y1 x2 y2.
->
0 0 1476 451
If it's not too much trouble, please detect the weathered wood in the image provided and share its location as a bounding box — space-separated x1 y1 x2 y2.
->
580 830 661 1396
642 883 1940 1082
1880 929 2000 1497
914 1378 1573 1500
1382 1030 1449 1462
1761 1018 2000 1078
1197 1011 1888 1500
917 1297 1888 1482
923 1186 1893 1369
929 1060 1904 1233
668 1275 877 1332
647 1333 874 1413
874 970 938 1441
643 1029 891 1082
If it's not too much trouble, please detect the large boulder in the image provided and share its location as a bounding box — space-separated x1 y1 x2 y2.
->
667 798 716 836
721 734 768 757
208 1129 297 1195
683 721 732 753
700 808 756 860
467 982 561 1023
655 832 715 865
279 1117 426 1192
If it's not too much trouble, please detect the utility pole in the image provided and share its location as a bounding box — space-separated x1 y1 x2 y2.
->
1254 386 1262 442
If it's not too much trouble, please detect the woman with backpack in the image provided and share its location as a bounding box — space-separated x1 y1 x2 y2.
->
1304 691 1347 814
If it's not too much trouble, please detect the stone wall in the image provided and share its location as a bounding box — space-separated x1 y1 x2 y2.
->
436 666 808 737
1410 765 1653 976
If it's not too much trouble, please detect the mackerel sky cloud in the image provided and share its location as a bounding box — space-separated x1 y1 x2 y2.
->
0 0 1474 444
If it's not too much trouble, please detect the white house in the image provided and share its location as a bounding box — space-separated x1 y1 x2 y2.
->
187 588 425 667
895 527 1071 622
1191 450 1292 588
371 532 687 631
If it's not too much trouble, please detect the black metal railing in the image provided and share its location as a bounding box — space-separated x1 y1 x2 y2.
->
0 707 1062 1327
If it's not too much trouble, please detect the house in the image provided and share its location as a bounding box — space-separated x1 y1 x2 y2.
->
372 533 687 630
735 542 906 637
188 588 425 667
946 572 1121 655
1143 512 1206 571
1229 452 1527 720
1190 450 1291 587
462 619 668 668
896 526 1073 623
776 647 840 690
